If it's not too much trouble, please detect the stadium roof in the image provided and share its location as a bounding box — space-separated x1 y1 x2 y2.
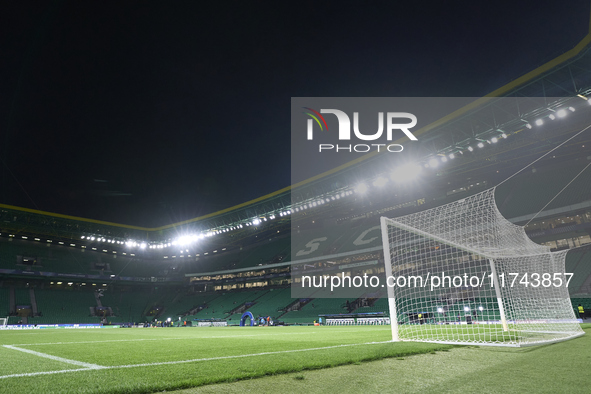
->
2 3 591 233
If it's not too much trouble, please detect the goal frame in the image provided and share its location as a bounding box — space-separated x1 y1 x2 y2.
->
380 212 584 347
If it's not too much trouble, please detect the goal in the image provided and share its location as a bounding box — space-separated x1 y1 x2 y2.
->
380 188 584 347
0 317 7 327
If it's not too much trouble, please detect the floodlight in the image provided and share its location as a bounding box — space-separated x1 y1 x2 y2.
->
372 176 388 187
502 133 507 138
441 156 448 163
390 163 423 183
467 146 474 152
525 123 532 129
556 109 567 118
477 142 484 148
549 114 556 120
478 306 484 311
428 158 439 168
569 106 575 112
491 137 498 143
437 307 444 313
535 119 544 126
355 183 368 194
449 153 455 159
252 218 261 226
464 306 470 312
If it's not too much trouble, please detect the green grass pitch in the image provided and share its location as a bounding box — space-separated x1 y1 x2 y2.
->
0 324 589 393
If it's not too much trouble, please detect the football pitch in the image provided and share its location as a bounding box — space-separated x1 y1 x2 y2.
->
1 324 589 393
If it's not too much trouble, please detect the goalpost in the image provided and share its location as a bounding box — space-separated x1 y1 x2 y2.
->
380 187 584 347
0 317 7 327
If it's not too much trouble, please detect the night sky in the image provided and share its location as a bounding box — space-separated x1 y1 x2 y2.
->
2 1 589 227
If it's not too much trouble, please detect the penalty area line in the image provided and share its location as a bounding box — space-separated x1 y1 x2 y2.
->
0 340 391 379
3 345 105 370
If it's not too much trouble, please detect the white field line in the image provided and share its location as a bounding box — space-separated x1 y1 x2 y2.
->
0 368 94 380
0 340 391 380
3 345 105 369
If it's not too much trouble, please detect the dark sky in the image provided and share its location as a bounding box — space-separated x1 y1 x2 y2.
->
2 1 590 227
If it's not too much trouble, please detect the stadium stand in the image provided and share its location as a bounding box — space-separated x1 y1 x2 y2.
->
565 247 591 295
98 287 163 323
0 287 10 317
187 290 265 320
31 288 100 324
244 287 292 317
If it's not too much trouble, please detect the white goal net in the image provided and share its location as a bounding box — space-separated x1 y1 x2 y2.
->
380 188 584 347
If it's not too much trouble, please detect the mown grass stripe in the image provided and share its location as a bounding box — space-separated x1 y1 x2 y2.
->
0 340 391 380
11 331 327 347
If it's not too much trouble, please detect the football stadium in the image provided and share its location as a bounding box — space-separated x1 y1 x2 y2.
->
2 3 591 394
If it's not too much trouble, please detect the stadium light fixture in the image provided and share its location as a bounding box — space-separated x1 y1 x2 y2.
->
355 183 368 194
556 109 567 118
427 158 439 168
390 163 423 183
252 218 261 226
467 146 474 152
477 142 484 148
569 106 575 112
491 137 498 143
448 153 455 159
478 306 484 311
464 306 470 312
548 114 556 120
437 307 444 313
502 133 507 138
525 123 532 129
441 156 448 163
535 119 544 126
372 176 388 187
